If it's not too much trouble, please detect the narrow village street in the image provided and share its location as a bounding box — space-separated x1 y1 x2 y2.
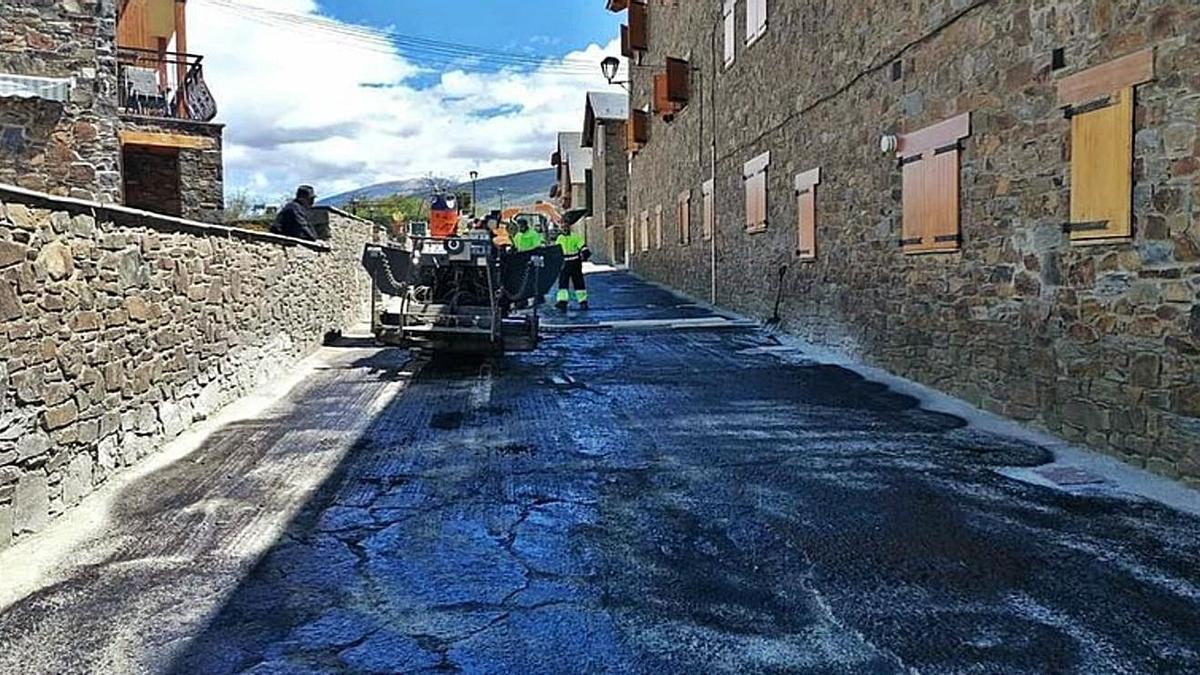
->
1 270 1198 674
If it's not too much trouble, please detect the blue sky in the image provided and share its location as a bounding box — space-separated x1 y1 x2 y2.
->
193 0 625 199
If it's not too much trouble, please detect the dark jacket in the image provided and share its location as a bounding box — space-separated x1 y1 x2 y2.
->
271 200 318 241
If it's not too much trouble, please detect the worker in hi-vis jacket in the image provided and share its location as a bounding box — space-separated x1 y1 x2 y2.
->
513 218 543 252
555 220 590 311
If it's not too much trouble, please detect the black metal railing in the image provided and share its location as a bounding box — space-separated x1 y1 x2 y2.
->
117 47 218 122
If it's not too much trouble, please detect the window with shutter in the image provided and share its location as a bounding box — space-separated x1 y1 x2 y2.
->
666 57 689 105
897 113 970 254
626 109 649 152
585 169 594 217
655 205 663 249
702 178 714 241
1056 49 1154 241
620 24 631 58
723 0 735 67
746 0 767 45
743 151 769 233
640 209 649 252
678 190 691 245
794 167 820 260
653 73 679 119
628 2 647 52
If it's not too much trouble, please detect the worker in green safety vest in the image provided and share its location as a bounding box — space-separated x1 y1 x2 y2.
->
555 220 590 311
513 218 543 252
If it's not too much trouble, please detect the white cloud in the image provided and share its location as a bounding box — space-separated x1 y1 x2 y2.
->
190 0 624 201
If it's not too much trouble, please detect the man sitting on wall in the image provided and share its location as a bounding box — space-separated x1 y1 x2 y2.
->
271 185 319 241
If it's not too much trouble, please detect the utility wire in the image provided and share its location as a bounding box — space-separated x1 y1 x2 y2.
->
195 0 613 76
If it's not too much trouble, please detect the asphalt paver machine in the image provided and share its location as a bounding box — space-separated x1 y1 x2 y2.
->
362 230 564 354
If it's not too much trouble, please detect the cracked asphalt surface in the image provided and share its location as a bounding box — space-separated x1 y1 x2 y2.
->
2 270 1200 673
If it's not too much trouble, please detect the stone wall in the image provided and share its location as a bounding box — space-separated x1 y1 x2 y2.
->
588 118 628 265
0 0 122 202
626 0 1200 484
0 184 374 549
120 117 225 222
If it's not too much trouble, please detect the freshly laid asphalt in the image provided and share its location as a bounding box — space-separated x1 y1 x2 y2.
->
2 269 1199 674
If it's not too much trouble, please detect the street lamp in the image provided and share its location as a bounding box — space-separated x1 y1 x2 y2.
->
601 56 630 91
469 170 479 217
498 187 506 212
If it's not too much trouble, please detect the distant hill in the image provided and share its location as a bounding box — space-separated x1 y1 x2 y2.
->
320 168 556 211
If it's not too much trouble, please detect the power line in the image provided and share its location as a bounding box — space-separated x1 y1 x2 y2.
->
194 0 614 76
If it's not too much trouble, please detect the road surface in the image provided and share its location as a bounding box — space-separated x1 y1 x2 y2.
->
1 270 1198 674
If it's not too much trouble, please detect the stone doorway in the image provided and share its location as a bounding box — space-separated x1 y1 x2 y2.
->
122 144 182 217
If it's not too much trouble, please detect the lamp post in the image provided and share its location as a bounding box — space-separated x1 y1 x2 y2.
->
469 170 478 217
498 187 506 212
601 56 630 91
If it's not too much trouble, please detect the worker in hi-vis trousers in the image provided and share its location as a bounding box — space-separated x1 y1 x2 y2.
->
555 221 590 311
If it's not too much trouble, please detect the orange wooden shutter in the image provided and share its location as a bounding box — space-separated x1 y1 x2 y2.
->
620 24 631 57
897 113 970 253
678 190 691 245
666 58 690 104
794 168 820 259
653 73 673 117
628 3 648 51
640 210 649 251
722 0 735 66
626 109 649 151
1067 87 1133 239
743 152 769 232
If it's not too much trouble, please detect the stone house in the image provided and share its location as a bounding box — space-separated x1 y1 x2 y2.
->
609 0 1200 484
550 130 592 216
581 91 629 264
0 0 224 222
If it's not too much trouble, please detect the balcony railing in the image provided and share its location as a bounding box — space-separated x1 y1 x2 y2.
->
117 47 218 123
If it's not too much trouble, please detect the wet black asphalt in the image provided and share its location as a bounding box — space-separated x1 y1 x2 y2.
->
5 270 1200 673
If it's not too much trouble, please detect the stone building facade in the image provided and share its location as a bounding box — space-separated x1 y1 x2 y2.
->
0 0 225 221
0 184 373 550
582 92 629 265
617 0 1200 484
0 0 123 202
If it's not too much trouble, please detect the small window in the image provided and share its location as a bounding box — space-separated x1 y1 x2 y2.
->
897 113 970 254
722 1 736 67
746 0 767 45
640 209 649 252
655 205 663 249
666 57 690 107
585 169 595 216
794 168 820 260
678 190 691 245
743 151 769 233
1056 49 1154 242
702 178 714 241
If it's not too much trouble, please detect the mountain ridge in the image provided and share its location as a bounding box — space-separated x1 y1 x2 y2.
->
319 167 556 209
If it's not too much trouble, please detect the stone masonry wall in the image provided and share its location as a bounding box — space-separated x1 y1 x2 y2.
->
0 185 373 549
626 0 1200 484
0 0 122 202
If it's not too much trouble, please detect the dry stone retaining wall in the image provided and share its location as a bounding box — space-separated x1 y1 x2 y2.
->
0 185 373 549
627 0 1200 484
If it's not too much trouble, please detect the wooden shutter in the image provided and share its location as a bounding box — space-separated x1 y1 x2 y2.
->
640 210 649 252
722 0 735 66
626 109 649 152
653 73 677 118
620 24 631 58
702 178 714 240
628 2 647 52
585 169 595 216
897 113 970 253
1057 50 1154 241
666 57 689 104
655 205 663 249
744 151 769 233
678 190 691 245
794 167 820 259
